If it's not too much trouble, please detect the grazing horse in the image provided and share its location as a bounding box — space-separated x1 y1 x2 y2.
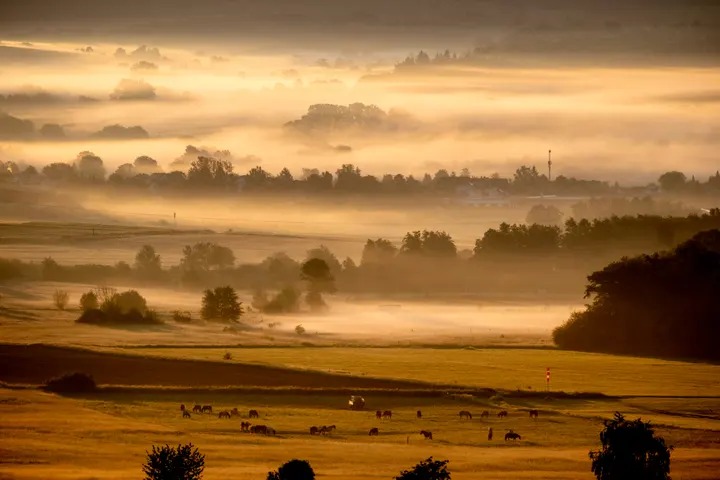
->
201 405 213 414
459 410 472 420
182 410 191 419
240 421 251 432
249 409 259 418
376 410 382 419
487 427 493 441
218 410 231 419
310 426 319 435
180 404 186 411
505 432 521 441
250 425 268 435
497 410 508 418
480 410 490 419
368 427 379 436
416 410 422 419
192 404 202 413
320 425 336 435
420 430 433 440
230 408 240 417
529 409 539 419
382 410 392 419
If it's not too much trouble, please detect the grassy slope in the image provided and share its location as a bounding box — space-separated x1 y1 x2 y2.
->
119 346 720 397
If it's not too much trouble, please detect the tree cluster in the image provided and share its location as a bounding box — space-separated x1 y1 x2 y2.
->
553 229 720 361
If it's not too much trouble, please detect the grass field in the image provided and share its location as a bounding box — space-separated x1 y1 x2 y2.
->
1 386 719 480
116 346 720 397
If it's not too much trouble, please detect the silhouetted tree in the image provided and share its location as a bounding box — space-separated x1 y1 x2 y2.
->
42 162 77 182
135 245 162 275
658 171 686 192
395 457 451 480
181 243 235 272
401 230 456 258
301 258 335 309
305 245 342 274
361 238 397 265
187 156 234 188
267 459 315 480
590 412 672 480
201 286 243 322
142 443 205 480
74 151 105 181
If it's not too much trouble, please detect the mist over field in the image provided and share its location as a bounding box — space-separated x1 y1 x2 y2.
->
2 3 720 479
1 0 719 184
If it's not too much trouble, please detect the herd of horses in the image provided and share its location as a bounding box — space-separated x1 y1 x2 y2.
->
178 403 538 443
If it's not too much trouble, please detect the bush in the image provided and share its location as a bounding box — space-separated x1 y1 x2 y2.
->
53 289 69 310
172 310 192 323
79 291 99 311
267 459 315 480
395 457 451 480
142 443 205 480
263 286 301 313
43 372 97 393
295 324 306 335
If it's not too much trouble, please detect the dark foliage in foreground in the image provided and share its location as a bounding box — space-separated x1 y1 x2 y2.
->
553 229 720 361
590 413 672 480
267 459 315 480
43 372 97 393
395 457 451 480
143 443 205 480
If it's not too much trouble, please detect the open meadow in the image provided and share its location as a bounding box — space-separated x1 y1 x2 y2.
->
1 343 720 479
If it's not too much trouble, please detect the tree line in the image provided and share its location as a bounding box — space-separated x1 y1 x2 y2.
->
4 148 720 198
2 211 719 301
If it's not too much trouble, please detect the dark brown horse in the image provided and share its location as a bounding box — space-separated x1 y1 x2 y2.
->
497 410 508 418
250 425 268 435
368 427 379 436
382 410 392 419
230 408 240 417
180 404 186 411
249 409 259 418
459 410 472 420
192 404 202 413
201 405 213 414
218 410 231 419
182 410 191 418
529 409 539 419
480 410 490 418
416 410 422 419
240 421 251 432
505 432 521 441
376 410 382 419
310 426 319 435
420 430 433 440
